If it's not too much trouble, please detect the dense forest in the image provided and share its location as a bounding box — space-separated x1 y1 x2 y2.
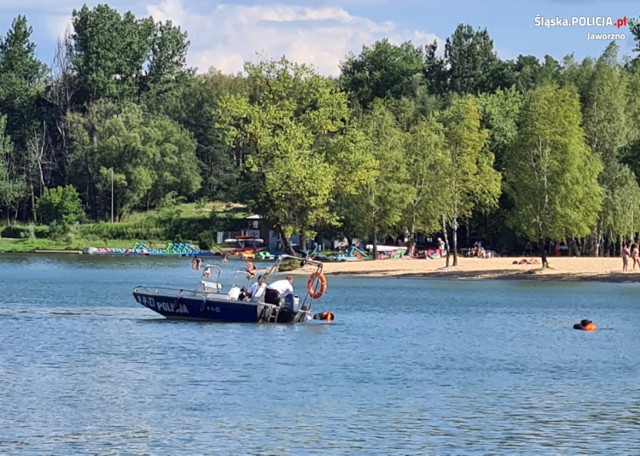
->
2 4 640 263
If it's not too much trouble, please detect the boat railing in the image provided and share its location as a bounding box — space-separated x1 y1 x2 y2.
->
133 285 226 299
200 264 224 293
259 254 324 312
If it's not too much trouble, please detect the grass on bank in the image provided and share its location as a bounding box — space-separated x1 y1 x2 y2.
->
0 201 247 253
0 237 171 253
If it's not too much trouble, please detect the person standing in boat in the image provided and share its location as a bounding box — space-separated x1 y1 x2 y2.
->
244 275 267 300
270 275 294 295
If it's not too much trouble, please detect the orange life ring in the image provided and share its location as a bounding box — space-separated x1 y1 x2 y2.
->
307 272 327 299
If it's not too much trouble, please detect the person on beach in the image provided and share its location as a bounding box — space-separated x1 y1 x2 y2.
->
437 237 446 256
632 243 639 270
622 243 630 272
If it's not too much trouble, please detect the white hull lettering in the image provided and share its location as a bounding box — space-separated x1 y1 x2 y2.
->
136 295 188 314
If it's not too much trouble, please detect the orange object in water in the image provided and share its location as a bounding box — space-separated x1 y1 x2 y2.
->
313 311 335 321
583 322 597 331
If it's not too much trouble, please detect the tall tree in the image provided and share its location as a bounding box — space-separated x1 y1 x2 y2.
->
358 99 414 258
583 43 633 255
71 4 190 104
43 31 77 185
443 24 500 95
402 115 446 255
478 87 525 172
474 88 525 249
423 40 446 95
143 20 192 97
339 39 426 109
512 55 543 93
505 83 602 267
0 15 47 144
560 53 595 103
325 122 378 245
217 57 350 254
0 15 48 221
439 96 501 266
598 161 640 254
0 115 27 222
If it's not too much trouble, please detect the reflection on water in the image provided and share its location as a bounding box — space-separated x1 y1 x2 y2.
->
0 254 639 454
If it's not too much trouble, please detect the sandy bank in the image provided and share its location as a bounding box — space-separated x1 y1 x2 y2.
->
309 256 638 283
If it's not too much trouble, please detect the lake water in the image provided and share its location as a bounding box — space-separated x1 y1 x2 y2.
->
0 254 639 455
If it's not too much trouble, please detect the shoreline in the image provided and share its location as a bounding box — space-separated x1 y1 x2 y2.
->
311 256 639 284
4 250 637 284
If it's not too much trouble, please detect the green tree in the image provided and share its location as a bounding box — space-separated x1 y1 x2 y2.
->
474 88 525 249
0 115 27 222
0 15 47 144
620 59 640 182
539 55 562 84
505 83 602 267
583 43 632 255
402 115 446 255
358 100 414 258
217 57 350 254
512 55 543 93
443 24 500 95
560 54 595 102
146 69 249 201
423 40 447 95
68 102 200 219
325 122 378 245
35 185 84 227
71 4 191 104
478 87 525 172
0 15 47 220
440 96 501 266
143 20 192 97
598 162 640 253
339 39 426 109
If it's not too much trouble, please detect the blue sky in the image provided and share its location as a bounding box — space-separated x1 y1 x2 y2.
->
0 0 637 76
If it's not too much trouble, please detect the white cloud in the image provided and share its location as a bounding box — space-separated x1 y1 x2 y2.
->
146 0 442 76
5 0 442 74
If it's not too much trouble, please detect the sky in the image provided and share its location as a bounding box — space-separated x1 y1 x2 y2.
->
0 0 637 76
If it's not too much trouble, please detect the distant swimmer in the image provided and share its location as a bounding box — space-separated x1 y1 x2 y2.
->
244 260 257 278
573 319 597 331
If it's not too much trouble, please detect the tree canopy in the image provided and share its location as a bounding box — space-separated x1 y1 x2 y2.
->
1 8 640 259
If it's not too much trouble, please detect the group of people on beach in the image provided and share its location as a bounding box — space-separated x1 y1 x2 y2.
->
622 242 640 272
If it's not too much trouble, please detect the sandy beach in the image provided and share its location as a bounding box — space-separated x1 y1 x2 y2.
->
310 255 638 283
